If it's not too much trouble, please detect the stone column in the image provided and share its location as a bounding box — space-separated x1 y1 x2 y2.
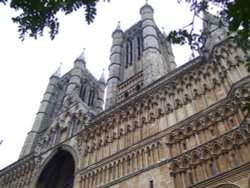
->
139 152 143 169
194 132 200 145
144 152 149 167
202 163 208 179
115 163 119 179
181 172 186 187
135 155 139 170
154 145 160 162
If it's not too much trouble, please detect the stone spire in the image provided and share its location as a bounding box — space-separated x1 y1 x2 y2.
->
162 27 167 36
74 48 86 68
116 21 122 31
98 69 106 84
78 48 86 61
52 63 62 77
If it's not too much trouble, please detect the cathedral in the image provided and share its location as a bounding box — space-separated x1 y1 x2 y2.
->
1 2 250 188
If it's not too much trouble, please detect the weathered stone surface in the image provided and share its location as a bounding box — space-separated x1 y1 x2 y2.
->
1 3 250 188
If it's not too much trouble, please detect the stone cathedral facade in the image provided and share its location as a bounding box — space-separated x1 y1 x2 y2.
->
1 3 250 188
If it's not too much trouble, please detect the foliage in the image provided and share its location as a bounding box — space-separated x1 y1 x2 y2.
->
168 0 250 51
0 0 7 5
0 0 109 40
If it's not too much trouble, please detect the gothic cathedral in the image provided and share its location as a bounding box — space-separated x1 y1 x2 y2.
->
1 2 250 188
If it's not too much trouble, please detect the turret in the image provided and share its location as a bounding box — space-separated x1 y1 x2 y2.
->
64 49 86 103
162 27 176 70
140 3 168 86
201 11 229 57
96 69 106 113
19 65 61 158
105 22 123 109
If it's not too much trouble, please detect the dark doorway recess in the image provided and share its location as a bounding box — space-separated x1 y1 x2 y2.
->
36 150 75 188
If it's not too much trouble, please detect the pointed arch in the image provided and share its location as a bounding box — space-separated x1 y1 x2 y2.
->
133 120 139 128
185 125 193 135
211 142 222 155
203 115 213 126
239 87 250 98
170 160 180 173
149 112 156 122
191 151 201 164
201 147 211 160
222 106 233 117
183 93 192 104
166 103 174 114
176 129 185 140
181 156 190 169
233 132 245 144
243 129 250 139
194 120 204 131
213 111 222 122
222 136 233 150
141 116 147 125
34 147 77 188
175 98 183 109
87 88 96 106
167 134 175 144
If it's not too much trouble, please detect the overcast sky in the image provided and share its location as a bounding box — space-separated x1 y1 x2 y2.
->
0 0 199 169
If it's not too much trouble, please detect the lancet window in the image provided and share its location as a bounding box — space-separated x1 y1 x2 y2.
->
80 83 86 102
88 90 95 106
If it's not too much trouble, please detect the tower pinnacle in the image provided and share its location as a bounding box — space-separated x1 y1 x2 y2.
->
52 63 62 77
74 48 86 68
162 27 167 36
78 48 86 61
201 11 229 57
99 68 106 84
116 21 121 31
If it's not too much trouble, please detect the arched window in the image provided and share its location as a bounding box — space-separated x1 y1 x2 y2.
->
88 90 95 106
129 41 133 65
182 141 188 151
137 35 141 60
126 42 129 68
79 84 86 101
149 180 154 188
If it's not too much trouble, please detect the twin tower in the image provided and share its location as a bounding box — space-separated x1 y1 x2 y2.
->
19 2 176 157
105 3 176 108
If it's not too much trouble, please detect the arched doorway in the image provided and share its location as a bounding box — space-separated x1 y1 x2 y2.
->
36 150 75 188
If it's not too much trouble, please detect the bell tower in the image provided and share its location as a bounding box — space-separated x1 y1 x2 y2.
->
105 2 176 109
19 50 105 158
